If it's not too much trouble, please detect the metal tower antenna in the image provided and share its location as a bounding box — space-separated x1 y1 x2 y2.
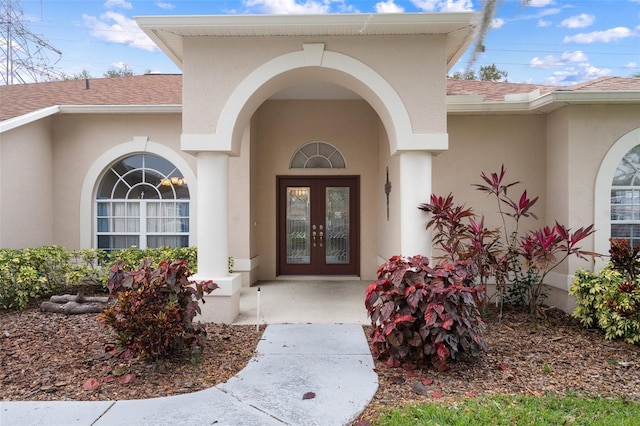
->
0 0 64 85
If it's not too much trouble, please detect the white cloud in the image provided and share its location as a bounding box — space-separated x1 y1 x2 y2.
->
561 50 588 62
104 0 132 9
531 49 611 85
243 0 330 14
335 1 358 13
579 63 611 79
530 50 589 69
409 0 438 11
561 14 595 29
537 19 551 28
527 0 555 6
83 12 159 52
110 61 129 70
563 27 632 43
544 63 610 86
530 55 562 69
506 7 562 25
409 0 472 12
625 62 638 69
440 0 473 12
156 2 175 10
375 0 404 13
491 18 504 29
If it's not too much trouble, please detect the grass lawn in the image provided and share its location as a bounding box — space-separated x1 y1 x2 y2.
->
373 394 640 426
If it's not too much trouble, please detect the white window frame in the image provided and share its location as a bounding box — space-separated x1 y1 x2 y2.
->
594 128 640 270
80 137 197 249
95 153 190 251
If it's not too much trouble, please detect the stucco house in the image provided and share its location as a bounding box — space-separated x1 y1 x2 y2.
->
1 13 639 323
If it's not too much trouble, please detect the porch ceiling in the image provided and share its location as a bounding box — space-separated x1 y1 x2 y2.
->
136 13 476 71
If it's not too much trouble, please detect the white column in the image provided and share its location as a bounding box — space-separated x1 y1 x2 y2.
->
192 151 241 323
197 151 229 277
398 151 433 258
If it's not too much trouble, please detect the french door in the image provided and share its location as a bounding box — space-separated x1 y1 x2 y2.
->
277 176 360 275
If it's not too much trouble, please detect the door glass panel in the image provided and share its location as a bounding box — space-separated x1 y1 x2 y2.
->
325 187 349 264
286 187 310 264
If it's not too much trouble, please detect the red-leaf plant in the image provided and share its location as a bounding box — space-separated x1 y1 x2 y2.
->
100 259 218 360
365 255 488 371
419 165 597 315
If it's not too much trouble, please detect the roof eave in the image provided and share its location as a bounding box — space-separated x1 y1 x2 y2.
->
59 105 183 114
0 105 60 133
531 91 640 113
136 12 477 71
1 105 182 134
135 12 476 35
447 90 640 115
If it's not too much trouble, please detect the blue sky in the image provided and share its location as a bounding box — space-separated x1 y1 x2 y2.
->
12 0 640 85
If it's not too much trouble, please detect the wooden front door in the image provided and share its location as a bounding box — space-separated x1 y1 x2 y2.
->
277 176 360 275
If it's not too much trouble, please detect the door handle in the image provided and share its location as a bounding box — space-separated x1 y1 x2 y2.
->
312 225 317 247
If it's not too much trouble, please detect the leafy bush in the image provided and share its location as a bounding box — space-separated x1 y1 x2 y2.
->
365 255 488 371
0 245 201 311
107 246 198 272
65 248 110 290
0 246 104 310
100 259 218 360
0 249 44 310
609 238 640 281
419 166 596 314
570 239 640 345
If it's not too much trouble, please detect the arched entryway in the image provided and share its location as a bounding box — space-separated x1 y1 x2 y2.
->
136 13 475 322
185 45 441 282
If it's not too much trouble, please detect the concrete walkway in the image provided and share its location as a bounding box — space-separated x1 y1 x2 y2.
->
235 280 370 325
1 281 379 426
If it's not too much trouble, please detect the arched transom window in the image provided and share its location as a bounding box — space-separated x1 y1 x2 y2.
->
95 153 190 251
290 141 346 169
611 144 640 247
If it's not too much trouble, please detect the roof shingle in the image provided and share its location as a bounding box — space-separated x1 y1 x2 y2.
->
0 74 182 121
1 74 638 122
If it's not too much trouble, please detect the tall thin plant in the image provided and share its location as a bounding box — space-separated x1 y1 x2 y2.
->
419 166 597 315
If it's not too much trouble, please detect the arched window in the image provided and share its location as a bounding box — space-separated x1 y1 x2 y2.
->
95 153 190 251
290 141 346 169
611 144 640 247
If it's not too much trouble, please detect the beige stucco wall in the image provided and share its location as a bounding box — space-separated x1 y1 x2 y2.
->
182 35 447 138
51 113 189 249
180 31 450 284
433 114 547 235
253 99 381 280
556 104 640 275
434 107 640 313
0 118 54 247
377 126 401 262
228 125 255 285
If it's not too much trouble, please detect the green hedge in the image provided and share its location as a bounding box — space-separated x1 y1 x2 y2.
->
0 246 199 311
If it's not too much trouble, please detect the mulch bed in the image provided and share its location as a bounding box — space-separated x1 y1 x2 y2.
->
357 307 640 423
1 308 264 401
1 304 639 425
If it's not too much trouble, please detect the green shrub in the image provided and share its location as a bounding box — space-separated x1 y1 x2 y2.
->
107 246 198 272
365 255 488 371
0 246 78 310
66 248 110 290
100 259 218 360
570 240 640 345
0 245 201 311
